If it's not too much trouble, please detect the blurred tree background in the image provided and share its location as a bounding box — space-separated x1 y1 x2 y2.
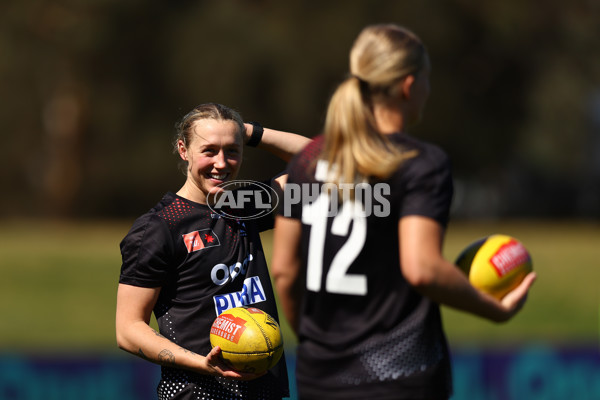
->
1 0 599 220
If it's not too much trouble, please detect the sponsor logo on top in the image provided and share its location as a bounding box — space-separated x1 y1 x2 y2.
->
182 229 220 253
490 239 530 277
213 276 267 316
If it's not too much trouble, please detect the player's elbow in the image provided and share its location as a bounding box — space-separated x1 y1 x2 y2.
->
405 271 438 290
115 329 129 352
402 259 439 289
115 322 136 353
116 334 140 356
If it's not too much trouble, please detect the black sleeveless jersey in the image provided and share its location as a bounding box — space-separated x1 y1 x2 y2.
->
119 191 289 400
281 134 453 399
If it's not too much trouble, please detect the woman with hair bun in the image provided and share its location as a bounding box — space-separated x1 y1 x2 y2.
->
116 103 310 399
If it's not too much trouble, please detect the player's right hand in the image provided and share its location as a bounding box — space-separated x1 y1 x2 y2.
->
203 346 267 381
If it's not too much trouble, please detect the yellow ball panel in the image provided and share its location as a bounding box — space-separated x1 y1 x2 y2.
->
210 307 283 374
220 348 284 374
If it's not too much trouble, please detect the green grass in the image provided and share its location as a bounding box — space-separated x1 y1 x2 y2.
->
0 219 130 352
0 219 598 353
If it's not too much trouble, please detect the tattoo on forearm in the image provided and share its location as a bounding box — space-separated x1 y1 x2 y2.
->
153 329 165 338
158 349 176 365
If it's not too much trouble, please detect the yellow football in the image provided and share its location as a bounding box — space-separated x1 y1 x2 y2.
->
209 306 283 374
455 234 533 299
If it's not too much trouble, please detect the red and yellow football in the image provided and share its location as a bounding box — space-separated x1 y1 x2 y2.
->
209 306 283 374
455 234 533 299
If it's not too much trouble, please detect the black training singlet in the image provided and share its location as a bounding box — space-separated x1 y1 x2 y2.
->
281 134 454 399
120 191 289 399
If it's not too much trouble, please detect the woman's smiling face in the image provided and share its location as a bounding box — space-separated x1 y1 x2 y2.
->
180 118 243 204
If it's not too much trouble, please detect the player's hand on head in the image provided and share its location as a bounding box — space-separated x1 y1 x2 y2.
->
203 346 266 380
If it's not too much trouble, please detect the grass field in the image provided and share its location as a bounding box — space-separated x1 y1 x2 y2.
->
0 219 598 353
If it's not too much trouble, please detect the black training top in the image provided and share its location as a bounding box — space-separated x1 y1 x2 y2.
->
281 134 454 399
120 191 288 400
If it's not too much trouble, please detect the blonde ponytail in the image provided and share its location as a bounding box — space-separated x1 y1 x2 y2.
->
322 76 406 185
319 24 425 187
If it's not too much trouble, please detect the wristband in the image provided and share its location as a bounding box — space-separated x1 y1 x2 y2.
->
246 122 263 147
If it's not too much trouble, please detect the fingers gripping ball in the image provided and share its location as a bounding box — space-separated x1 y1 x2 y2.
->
210 307 284 374
455 234 533 299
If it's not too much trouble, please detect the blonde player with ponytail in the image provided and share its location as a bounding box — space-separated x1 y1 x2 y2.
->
272 24 535 400
322 24 426 184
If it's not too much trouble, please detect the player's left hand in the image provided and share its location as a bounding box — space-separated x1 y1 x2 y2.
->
499 271 537 319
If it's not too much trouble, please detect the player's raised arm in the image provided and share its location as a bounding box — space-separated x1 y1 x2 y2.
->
243 122 312 203
243 122 311 163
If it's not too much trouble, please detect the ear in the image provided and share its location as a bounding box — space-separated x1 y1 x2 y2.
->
400 75 416 100
177 139 188 161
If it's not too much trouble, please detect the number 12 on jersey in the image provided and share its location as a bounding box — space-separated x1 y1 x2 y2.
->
302 192 368 296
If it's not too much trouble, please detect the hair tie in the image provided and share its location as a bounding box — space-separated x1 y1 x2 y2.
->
351 74 370 94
